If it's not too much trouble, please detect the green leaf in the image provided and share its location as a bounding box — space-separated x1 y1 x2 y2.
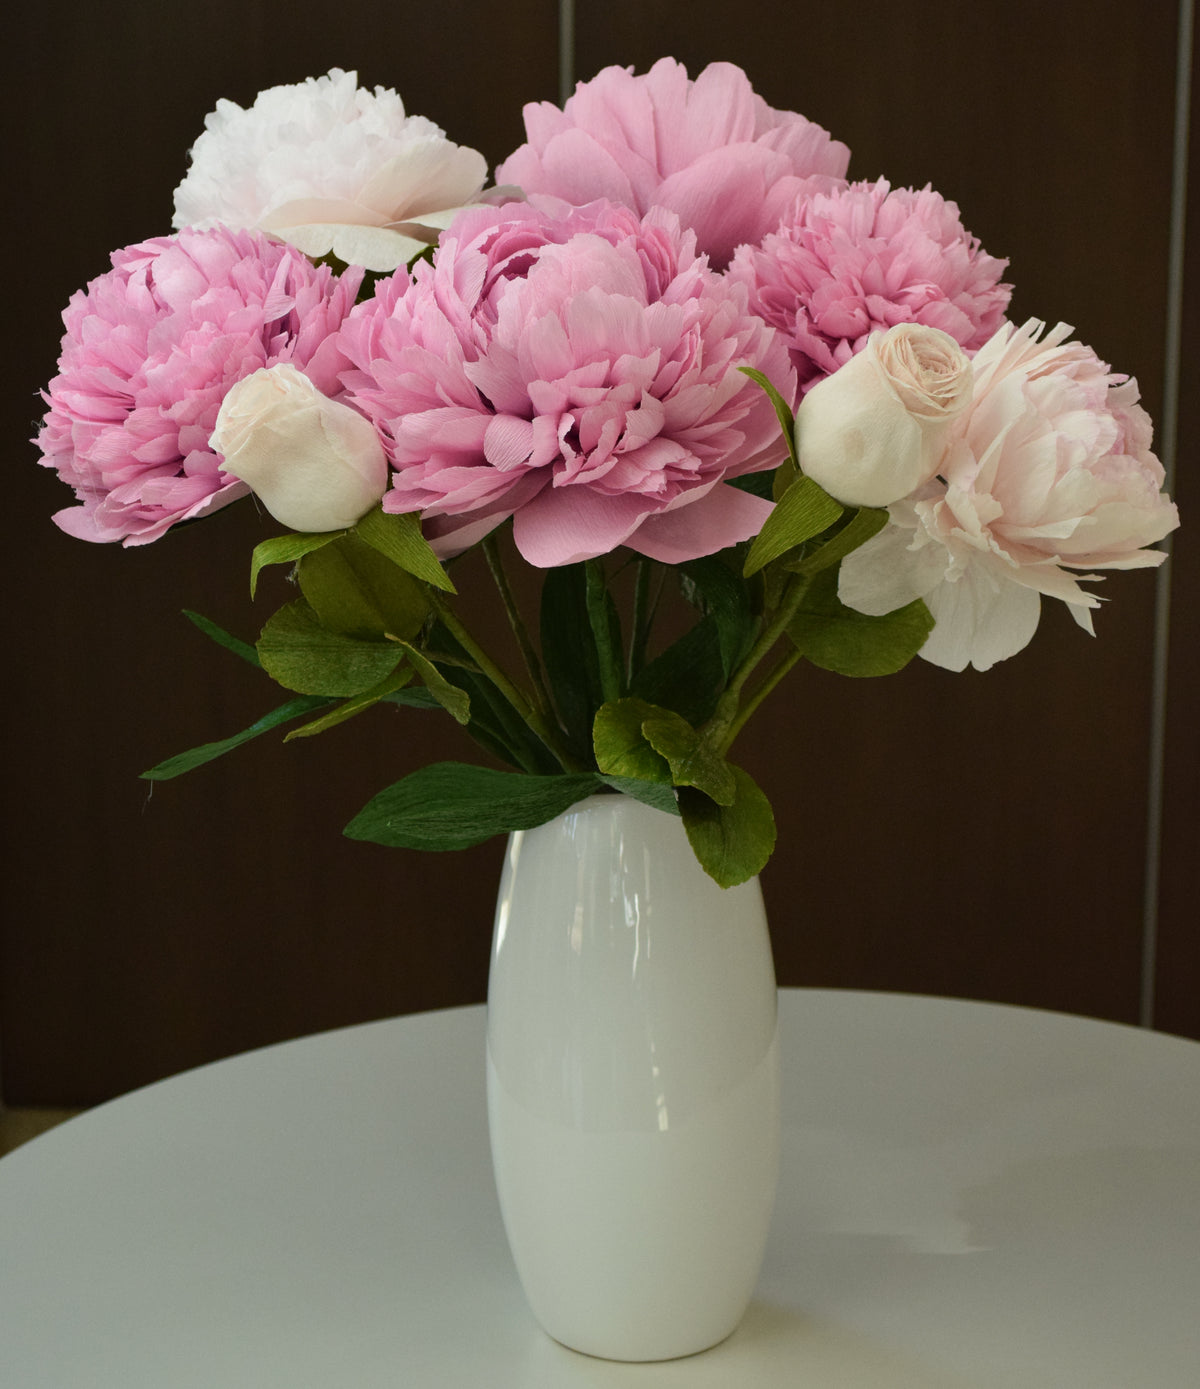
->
395 641 471 725
540 564 606 761
640 711 737 806
140 694 333 780
257 598 405 696
678 556 757 678
679 765 777 888
787 567 934 677
381 686 443 710
250 530 345 599
354 505 456 593
629 617 726 724
738 366 799 468
182 610 261 668
744 474 843 577
772 457 800 503
787 506 888 578
427 624 562 774
284 664 415 741
585 559 624 705
598 775 680 816
344 763 604 850
297 533 430 640
593 698 673 784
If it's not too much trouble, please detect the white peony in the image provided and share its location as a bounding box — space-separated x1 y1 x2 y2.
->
172 69 489 272
838 320 1179 671
211 364 389 532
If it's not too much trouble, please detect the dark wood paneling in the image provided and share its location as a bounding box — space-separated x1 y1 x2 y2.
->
1154 12 1200 1041
3 4 557 1104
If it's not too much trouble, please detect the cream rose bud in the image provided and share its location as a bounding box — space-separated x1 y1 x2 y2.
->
795 324 974 508
211 364 389 532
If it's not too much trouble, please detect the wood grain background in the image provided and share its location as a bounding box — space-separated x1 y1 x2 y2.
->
4 2 1196 1104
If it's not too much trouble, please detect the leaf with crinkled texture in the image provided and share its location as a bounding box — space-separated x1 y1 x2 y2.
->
297 533 430 640
344 763 604 850
679 766 777 889
183 610 261 667
641 711 736 806
141 694 332 779
250 530 345 599
395 642 471 724
788 568 933 676
257 598 404 696
593 698 673 784
284 665 415 741
744 474 843 577
786 506 888 577
629 618 725 724
354 505 455 593
599 775 680 816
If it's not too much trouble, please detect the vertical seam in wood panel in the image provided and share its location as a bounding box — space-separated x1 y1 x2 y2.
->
559 0 576 104
1140 0 1193 1028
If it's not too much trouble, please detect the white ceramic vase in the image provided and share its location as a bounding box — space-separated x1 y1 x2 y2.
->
486 792 780 1362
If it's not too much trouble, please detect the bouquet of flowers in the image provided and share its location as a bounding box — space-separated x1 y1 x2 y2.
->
34 61 1179 887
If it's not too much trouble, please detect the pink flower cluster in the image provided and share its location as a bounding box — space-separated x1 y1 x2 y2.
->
729 179 1011 393
497 58 850 271
39 227 361 544
338 199 793 565
33 58 1175 643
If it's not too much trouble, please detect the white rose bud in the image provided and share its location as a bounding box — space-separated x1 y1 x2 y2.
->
211 364 388 532
795 324 974 508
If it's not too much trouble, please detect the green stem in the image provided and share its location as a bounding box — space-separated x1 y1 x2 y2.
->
716 646 802 754
430 594 584 772
627 558 658 683
482 534 552 718
703 574 809 749
584 559 623 705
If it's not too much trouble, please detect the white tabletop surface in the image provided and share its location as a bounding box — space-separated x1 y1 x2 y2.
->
2 989 1198 1387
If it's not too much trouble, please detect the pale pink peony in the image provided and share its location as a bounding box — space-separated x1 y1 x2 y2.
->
838 320 1179 671
38 226 363 544
729 179 1010 393
337 198 796 566
173 69 489 272
495 58 850 270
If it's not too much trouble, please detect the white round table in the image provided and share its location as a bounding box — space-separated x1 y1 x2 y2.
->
2 990 1197 1387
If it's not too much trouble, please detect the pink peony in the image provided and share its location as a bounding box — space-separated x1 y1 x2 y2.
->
337 198 796 566
838 320 1180 671
495 58 849 270
37 226 363 545
730 179 1011 393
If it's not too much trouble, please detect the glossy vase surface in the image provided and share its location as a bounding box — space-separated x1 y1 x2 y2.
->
486 793 780 1361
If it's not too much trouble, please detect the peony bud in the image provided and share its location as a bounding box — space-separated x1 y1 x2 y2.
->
211 364 388 532
795 324 973 508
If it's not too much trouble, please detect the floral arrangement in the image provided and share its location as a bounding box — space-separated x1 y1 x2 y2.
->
35 61 1179 887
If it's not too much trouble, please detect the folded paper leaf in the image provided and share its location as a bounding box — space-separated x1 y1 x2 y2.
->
345 763 605 850
257 599 405 696
141 694 333 779
679 765 777 888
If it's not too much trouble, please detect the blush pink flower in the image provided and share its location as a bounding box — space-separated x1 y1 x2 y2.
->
337 198 795 566
495 58 849 270
730 179 1011 393
838 320 1179 671
37 227 363 545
